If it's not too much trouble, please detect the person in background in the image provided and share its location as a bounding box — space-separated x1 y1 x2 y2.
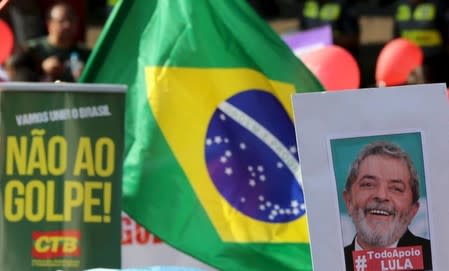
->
393 0 449 84
298 0 360 59
11 1 90 82
4 50 39 81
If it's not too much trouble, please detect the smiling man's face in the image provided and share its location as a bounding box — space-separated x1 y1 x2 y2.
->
343 154 419 249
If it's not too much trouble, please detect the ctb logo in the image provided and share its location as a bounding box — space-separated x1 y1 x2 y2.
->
32 230 80 258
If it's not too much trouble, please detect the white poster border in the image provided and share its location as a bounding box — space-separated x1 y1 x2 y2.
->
291 83 449 270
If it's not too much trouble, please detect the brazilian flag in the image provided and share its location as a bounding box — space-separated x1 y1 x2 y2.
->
81 0 323 270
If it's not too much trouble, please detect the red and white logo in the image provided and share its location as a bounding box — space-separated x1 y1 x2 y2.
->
352 245 424 271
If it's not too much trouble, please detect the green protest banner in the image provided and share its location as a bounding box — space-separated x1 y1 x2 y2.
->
0 82 125 270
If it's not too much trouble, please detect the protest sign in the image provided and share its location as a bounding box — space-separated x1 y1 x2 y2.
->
0 82 125 270
121 213 215 270
292 84 449 270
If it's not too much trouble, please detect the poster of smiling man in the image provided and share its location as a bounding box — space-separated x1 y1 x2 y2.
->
332 134 431 271
291 83 449 271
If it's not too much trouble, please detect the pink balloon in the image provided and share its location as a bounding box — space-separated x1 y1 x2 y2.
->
299 45 360 91
0 19 13 64
375 38 423 86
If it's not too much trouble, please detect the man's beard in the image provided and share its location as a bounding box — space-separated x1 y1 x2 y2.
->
350 201 415 248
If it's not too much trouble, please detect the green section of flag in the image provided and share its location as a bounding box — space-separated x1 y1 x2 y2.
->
81 0 323 270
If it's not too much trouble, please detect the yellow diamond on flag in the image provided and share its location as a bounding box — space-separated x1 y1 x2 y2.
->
145 67 309 243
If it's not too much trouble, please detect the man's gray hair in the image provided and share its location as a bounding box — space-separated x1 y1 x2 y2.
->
344 141 420 203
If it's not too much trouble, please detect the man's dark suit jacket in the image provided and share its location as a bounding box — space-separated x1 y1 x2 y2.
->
344 229 432 271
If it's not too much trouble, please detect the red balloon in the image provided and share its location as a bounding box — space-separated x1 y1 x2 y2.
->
298 45 360 91
0 19 14 65
375 38 423 86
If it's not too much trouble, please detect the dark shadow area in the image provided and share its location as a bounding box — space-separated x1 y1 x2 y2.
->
247 0 398 88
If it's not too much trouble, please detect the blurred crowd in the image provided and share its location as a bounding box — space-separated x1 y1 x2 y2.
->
0 0 448 88
0 0 112 82
255 0 449 88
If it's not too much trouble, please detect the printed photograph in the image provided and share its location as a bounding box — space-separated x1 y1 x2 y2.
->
330 132 432 271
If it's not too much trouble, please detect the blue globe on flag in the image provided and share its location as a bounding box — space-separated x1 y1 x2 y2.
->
205 90 305 223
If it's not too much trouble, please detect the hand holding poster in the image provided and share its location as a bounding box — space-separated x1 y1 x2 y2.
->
0 82 125 270
291 83 449 270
